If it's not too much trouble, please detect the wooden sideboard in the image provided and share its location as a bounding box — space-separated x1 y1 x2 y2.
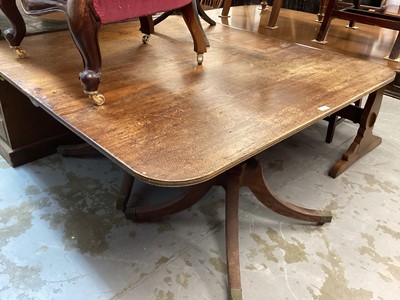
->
0 78 80 166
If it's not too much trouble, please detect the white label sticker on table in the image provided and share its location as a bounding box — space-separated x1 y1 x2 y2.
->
318 105 330 111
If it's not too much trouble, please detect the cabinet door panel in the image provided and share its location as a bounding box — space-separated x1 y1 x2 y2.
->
0 119 9 144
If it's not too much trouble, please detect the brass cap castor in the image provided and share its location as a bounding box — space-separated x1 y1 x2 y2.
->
10 46 27 58
86 91 105 105
142 34 150 44
197 53 204 65
318 211 333 225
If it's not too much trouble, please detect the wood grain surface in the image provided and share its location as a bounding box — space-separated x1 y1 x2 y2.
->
0 16 395 186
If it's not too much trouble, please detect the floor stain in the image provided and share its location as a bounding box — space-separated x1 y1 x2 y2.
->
0 197 53 293
340 176 355 189
199 199 225 218
155 256 170 269
209 257 227 275
250 228 308 264
358 233 400 281
35 246 49 255
313 237 373 299
0 254 46 292
30 155 66 172
250 232 278 263
377 224 400 240
157 221 174 234
25 185 41 196
155 289 175 300
0 160 10 169
44 172 128 255
163 276 173 286
266 229 308 264
198 259 215 277
245 247 259 260
323 200 344 215
378 272 393 282
62 210 117 254
0 198 51 247
184 260 192 267
362 173 398 194
341 173 398 194
245 264 258 270
245 263 267 271
176 272 191 288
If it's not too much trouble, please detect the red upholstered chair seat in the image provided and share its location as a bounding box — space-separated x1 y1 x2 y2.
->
93 0 191 24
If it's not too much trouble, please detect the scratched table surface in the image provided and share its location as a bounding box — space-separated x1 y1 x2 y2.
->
0 16 394 186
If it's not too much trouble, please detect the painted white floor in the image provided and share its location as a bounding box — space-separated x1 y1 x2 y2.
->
0 95 399 299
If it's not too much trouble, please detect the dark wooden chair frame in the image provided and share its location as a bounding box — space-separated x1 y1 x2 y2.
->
313 0 400 61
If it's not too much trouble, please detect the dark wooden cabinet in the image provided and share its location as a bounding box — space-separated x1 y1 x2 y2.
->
0 77 79 166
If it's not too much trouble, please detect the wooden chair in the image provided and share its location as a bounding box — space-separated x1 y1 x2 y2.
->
313 0 400 61
200 0 224 10
324 99 362 143
0 0 208 105
153 0 218 29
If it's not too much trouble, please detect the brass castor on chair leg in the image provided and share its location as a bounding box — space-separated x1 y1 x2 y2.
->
10 46 27 58
86 91 106 105
142 34 150 44
197 53 204 65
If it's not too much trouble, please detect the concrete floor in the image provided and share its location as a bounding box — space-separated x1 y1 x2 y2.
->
0 93 399 299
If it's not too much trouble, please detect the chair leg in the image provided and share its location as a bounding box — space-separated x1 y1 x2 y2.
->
325 115 345 144
346 0 361 29
386 32 400 62
196 0 216 26
153 10 175 26
260 1 268 11
313 0 338 44
346 20 358 29
266 0 282 29
316 0 328 22
153 0 215 26
0 0 27 57
139 16 155 35
180 1 208 64
139 15 155 44
220 0 232 17
67 0 104 105
325 114 340 143
325 99 362 143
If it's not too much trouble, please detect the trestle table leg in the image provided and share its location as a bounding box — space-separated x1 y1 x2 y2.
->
329 89 384 178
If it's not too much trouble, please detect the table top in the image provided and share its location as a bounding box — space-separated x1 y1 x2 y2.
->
0 16 395 186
